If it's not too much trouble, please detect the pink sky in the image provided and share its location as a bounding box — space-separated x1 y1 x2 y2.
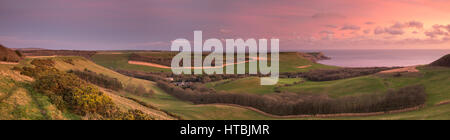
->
0 0 450 50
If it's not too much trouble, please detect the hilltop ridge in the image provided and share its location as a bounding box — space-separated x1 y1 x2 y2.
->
430 54 450 67
0 44 22 62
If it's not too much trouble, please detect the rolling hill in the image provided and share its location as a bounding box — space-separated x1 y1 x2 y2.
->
430 54 450 67
0 44 22 62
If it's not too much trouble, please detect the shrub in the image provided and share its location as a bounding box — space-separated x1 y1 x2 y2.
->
124 84 155 97
69 69 123 91
31 59 55 68
63 58 75 65
120 109 154 120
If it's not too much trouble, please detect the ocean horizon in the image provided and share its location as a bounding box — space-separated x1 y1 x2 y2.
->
301 49 450 67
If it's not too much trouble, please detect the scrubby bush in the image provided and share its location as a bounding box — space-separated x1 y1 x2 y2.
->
69 69 123 91
63 58 75 65
20 50 97 59
15 50 23 57
30 59 55 67
124 84 155 97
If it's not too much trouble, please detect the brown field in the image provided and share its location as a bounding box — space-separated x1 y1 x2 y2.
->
378 66 419 73
297 65 312 69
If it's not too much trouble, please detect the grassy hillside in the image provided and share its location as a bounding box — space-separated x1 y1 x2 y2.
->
0 44 22 62
90 53 450 120
2 55 450 120
0 64 79 120
431 54 450 67
0 57 175 120
25 56 273 119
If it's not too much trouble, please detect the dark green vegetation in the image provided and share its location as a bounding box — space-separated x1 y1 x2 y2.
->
0 44 22 62
299 67 397 81
69 69 123 91
157 79 426 116
16 59 154 120
19 49 97 59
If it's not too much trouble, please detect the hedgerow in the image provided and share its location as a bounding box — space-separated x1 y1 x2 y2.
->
156 80 426 116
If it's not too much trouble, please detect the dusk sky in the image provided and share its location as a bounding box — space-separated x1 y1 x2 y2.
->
1 0 450 50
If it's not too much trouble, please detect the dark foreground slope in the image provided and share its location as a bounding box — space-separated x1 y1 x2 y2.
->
431 54 450 67
0 44 22 62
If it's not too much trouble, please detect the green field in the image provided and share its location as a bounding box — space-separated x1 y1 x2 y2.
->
91 51 338 73
91 53 170 73
206 77 304 95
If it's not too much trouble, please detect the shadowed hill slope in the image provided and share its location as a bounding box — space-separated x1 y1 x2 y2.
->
0 44 22 62
431 54 450 67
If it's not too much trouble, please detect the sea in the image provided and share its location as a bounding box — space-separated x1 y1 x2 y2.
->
305 49 450 67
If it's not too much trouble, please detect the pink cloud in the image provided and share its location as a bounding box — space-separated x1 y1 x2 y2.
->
340 25 361 30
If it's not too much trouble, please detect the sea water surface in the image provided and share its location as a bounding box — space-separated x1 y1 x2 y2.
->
310 49 450 67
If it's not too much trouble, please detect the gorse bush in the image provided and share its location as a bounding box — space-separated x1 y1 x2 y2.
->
19 59 153 120
157 80 426 116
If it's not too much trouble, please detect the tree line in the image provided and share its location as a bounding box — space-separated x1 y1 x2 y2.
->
156 80 426 116
69 69 123 91
281 67 398 81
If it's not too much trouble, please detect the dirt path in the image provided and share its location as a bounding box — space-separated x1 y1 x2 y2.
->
25 55 57 59
378 66 419 74
436 100 450 106
297 65 312 69
0 61 19 65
